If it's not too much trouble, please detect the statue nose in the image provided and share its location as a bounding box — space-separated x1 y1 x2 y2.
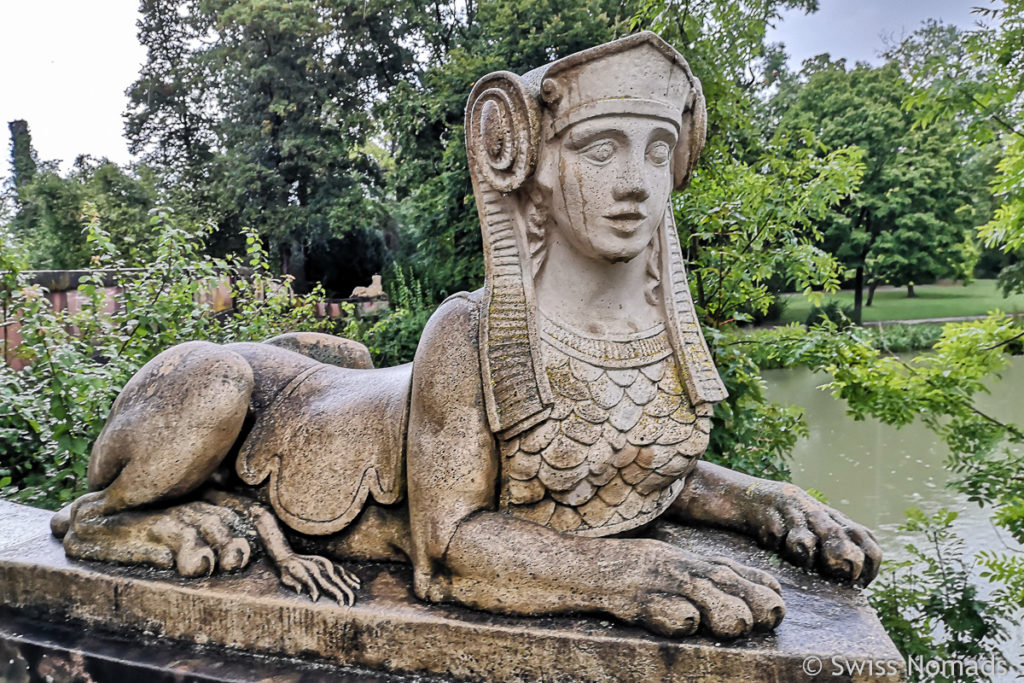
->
613 180 649 202
613 156 649 201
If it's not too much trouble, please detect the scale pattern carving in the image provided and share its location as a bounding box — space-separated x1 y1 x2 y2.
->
501 316 712 536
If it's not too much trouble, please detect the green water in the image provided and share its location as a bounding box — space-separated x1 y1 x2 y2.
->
763 357 1024 666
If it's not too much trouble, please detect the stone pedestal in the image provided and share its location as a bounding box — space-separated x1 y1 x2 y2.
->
0 500 904 681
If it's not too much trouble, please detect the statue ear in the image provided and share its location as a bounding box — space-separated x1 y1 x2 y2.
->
673 76 706 190
466 72 541 193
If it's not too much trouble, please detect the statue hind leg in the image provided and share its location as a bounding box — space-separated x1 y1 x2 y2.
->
52 341 256 576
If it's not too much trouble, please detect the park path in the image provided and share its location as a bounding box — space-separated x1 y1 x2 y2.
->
862 314 991 326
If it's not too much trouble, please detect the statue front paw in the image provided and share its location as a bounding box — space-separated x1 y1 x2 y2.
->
276 554 361 605
628 543 785 639
748 483 882 586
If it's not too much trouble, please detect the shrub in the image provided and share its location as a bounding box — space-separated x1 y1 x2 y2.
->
869 508 1018 681
737 292 789 326
0 208 347 508
804 299 855 328
869 323 944 353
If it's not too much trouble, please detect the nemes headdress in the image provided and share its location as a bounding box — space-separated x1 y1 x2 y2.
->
466 31 727 437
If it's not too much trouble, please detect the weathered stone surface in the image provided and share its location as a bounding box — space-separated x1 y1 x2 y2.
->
2 501 904 682
263 331 374 370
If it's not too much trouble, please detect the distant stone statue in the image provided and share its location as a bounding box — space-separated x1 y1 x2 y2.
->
52 32 880 640
350 274 383 298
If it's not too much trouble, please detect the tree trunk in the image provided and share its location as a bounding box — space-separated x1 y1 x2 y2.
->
907 284 916 298
280 240 308 293
852 266 864 325
866 281 878 307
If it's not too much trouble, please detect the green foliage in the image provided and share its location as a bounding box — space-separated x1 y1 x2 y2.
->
734 322 945 369
632 0 819 156
978 550 1024 607
665 139 861 479
676 141 861 327
6 149 162 269
867 323 945 354
869 508 1016 680
705 326 806 480
803 300 854 328
979 131 1024 257
902 4 1024 295
0 209 343 508
126 0 418 290
7 120 37 190
739 292 788 325
773 59 977 321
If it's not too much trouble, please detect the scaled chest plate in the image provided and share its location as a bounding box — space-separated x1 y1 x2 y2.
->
500 316 712 536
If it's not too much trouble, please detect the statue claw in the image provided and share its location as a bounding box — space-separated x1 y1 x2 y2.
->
276 554 358 606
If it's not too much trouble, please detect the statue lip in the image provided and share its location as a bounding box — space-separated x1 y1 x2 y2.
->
604 210 647 234
604 210 646 221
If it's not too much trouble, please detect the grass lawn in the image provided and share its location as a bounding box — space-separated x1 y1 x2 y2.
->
777 279 1024 324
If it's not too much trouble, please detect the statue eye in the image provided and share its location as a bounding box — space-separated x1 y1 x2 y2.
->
580 140 616 164
647 141 671 166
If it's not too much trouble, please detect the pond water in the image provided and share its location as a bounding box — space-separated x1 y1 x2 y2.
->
763 356 1024 667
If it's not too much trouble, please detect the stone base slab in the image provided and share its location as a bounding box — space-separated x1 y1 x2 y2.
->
0 606 418 682
0 500 904 681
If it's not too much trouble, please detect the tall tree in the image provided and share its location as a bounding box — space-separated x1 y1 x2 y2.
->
633 0 819 158
7 120 41 248
8 120 38 191
6 122 163 268
774 60 973 320
5 157 160 270
902 3 1024 295
125 0 429 292
125 0 216 183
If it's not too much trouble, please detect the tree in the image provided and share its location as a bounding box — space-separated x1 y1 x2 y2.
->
10 160 162 270
5 123 161 268
675 142 862 477
902 4 1024 295
632 0 819 158
774 60 974 320
8 120 38 191
124 0 216 185
7 120 42 257
125 0 428 293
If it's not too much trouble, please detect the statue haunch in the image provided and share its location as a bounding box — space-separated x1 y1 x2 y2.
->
52 32 881 640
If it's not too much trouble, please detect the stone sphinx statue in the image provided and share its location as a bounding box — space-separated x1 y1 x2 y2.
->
52 31 880 641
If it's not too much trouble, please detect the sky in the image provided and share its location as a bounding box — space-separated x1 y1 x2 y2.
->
0 0 989 172
766 0 986 68
0 0 145 171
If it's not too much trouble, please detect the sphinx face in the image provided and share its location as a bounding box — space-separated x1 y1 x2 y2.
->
544 114 678 264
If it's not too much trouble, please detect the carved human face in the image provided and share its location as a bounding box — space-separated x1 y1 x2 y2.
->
544 114 678 263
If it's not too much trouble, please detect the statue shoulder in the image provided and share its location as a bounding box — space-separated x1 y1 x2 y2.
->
420 289 483 344
413 288 484 372
438 288 485 313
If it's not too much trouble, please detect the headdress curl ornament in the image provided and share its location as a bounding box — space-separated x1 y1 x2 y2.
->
466 31 726 437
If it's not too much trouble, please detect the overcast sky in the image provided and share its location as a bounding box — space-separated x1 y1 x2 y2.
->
0 0 989 172
766 0 986 68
